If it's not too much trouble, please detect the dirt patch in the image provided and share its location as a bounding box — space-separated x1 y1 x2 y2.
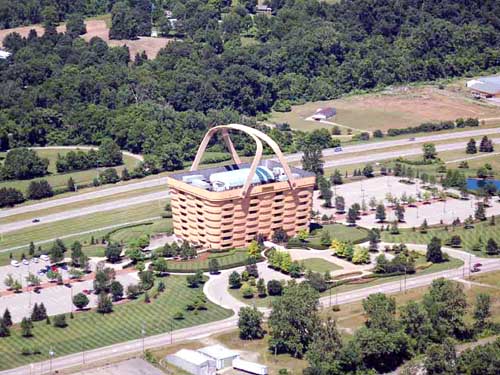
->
0 20 171 59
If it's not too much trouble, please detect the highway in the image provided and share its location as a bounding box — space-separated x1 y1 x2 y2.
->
1 128 499 233
2 244 498 375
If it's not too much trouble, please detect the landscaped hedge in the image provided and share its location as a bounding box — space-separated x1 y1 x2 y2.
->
165 254 264 273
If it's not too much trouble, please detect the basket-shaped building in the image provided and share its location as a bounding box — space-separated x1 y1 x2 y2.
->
167 124 316 249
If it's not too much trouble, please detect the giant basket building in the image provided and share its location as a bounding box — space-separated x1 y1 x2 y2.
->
166 124 316 249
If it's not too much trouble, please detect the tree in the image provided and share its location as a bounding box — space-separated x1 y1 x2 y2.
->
475 202 487 221
238 306 264 340
0 187 25 207
352 247 369 264
93 267 115 294
473 293 491 331
110 281 124 301
426 237 444 263
2 148 48 180
399 301 432 352
28 241 35 256
50 239 66 263
267 280 283 296
229 271 242 289
320 230 331 247
3 309 12 327
26 180 53 200
126 284 141 299
268 282 320 357
208 258 220 274
375 204 386 222
486 238 499 255
465 138 477 154
301 144 324 177
53 314 67 328
420 219 429 233
272 228 289 243
67 177 76 192
105 242 122 263
335 196 345 213
97 293 113 314
423 143 437 160
346 207 357 226
449 235 461 248
98 138 123 166
305 318 343 374
362 164 374 177
423 278 467 338
0 318 9 337
247 240 260 257
330 169 343 185
479 136 494 152
73 293 90 310
21 317 33 337
362 293 397 332
109 2 139 40
394 203 405 222
257 278 267 297
66 13 86 38
424 339 456 375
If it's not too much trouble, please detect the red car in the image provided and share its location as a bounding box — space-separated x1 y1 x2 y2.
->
83 289 91 295
473 263 482 268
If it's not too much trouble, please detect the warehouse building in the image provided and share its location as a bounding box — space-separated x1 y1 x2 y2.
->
167 124 316 249
467 76 500 98
166 349 216 375
197 344 239 370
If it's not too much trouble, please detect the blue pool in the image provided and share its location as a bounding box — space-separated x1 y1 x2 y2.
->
466 178 500 191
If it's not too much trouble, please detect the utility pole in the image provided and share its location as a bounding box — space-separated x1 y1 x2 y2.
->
141 323 146 354
49 349 54 374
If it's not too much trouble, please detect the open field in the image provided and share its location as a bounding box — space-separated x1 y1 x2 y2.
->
270 85 500 132
0 276 233 371
0 149 141 192
0 202 169 265
381 218 500 257
0 18 171 59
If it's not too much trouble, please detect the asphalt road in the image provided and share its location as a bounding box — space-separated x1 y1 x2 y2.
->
2 245 498 375
0 190 169 234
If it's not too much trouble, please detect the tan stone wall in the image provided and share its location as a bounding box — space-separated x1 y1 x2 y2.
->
169 177 315 249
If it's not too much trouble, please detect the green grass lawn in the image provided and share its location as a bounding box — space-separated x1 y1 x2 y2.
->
0 203 170 266
301 258 342 273
109 219 172 244
308 224 369 248
166 249 251 272
381 218 500 258
0 149 140 192
0 276 233 371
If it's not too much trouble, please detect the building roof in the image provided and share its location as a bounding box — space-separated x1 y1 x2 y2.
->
197 345 238 360
468 76 500 94
314 107 336 117
173 349 211 366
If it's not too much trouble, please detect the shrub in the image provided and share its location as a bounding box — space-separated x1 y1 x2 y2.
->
267 279 283 296
53 314 67 328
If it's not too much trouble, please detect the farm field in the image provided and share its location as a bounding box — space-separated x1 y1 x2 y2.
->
0 202 169 265
0 18 171 59
270 85 500 133
0 148 141 192
0 277 233 371
381 217 500 257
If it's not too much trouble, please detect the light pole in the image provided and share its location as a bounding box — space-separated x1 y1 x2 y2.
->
141 323 146 354
49 349 54 374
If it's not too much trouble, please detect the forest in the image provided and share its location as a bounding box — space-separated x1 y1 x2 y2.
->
0 0 500 172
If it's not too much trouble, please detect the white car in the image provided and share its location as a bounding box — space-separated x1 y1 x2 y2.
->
22 259 29 265
40 254 50 261
32 257 39 263
10 260 20 267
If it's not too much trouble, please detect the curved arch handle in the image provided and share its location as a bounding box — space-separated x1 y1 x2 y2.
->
190 124 296 197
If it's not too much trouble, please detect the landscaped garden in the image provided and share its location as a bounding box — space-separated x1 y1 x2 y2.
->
291 223 369 250
301 258 342 273
0 276 233 371
165 249 256 272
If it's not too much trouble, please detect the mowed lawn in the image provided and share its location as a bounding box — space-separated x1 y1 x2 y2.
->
269 85 500 132
301 258 342 273
0 202 169 265
166 249 251 272
0 276 233 371
0 148 141 192
109 220 173 243
308 224 369 247
381 218 500 257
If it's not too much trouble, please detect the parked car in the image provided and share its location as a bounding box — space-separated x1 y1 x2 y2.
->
32 218 40 223
409 137 416 141
82 289 93 295
37 270 45 276
60 264 68 270
474 263 483 267
40 254 50 261
334 147 343 152
10 260 20 267
471 266 481 273
32 257 39 263
22 259 29 265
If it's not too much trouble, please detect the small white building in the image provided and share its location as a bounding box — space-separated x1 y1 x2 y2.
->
0 50 11 59
166 349 216 375
197 344 239 370
312 107 336 121
233 358 268 375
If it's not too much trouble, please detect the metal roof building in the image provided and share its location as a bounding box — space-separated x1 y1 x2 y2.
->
467 76 500 97
197 344 239 370
166 349 216 375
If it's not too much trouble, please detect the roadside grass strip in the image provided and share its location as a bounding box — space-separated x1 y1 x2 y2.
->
0 276 233 371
